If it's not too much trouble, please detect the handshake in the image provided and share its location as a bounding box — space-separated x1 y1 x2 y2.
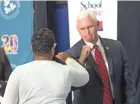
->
55 45 91 64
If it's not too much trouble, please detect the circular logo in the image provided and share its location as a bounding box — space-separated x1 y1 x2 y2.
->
0 0 20 19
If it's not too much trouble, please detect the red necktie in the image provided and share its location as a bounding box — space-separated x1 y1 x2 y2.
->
93 44 113 104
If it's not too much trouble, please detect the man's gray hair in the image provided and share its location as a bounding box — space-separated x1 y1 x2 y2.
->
77 9 98 24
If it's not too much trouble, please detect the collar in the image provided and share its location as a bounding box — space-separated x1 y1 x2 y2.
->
84 37 102 49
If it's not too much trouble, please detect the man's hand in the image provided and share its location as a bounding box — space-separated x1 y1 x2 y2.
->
55 52 69 63
78 45 92 64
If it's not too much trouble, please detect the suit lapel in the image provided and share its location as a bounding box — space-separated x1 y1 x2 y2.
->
87 53 101 77
100 38 114 82
80 39 114 79
80 40 101 78
81 38 115 94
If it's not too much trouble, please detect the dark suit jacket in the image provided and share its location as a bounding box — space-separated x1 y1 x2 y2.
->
66 38 136 104
132 52 140 104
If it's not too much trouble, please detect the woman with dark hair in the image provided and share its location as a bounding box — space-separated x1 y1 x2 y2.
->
0 48 12 81
0 47 12 103
2 28 89 104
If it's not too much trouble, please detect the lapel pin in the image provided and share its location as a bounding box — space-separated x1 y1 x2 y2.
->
106 47 109 50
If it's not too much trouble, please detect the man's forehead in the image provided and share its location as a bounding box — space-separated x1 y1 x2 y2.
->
77 18 95 27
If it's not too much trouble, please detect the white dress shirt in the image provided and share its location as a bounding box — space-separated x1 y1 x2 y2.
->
84 37 114 97
2 58 89 104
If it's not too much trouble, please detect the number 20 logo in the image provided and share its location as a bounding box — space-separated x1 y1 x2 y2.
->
1 34 18 52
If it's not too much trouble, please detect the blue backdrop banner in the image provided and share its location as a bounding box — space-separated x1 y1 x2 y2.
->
0 1 33 69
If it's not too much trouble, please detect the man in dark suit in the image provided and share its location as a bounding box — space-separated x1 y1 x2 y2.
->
66 10 136 104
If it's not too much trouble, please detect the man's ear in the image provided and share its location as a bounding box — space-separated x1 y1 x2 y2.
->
96 21 99 27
